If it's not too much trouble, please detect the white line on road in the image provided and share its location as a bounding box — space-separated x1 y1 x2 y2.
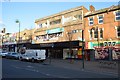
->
11 65 70 78
27 65 33 68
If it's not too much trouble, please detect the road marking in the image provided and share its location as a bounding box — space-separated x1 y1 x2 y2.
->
11 65 70 78
27 65 33 68
81 69 118 77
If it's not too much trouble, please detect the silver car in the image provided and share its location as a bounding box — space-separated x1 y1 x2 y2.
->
6 52 19 59
0 52 8 58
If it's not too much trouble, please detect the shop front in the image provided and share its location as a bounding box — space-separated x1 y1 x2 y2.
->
31 40 83 59
86 40 120 61
9 44 17 52
2 44 9 52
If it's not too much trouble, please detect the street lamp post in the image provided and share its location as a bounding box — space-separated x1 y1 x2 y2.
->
1 28 5 52
15 20 20 52
1 34 4 52
67 32 73 63
96 27 99 48
82 30 84 70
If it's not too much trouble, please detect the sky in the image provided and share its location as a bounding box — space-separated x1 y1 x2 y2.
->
0 1 119 33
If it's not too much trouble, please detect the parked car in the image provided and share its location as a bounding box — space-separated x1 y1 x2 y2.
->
6 52 19 59
0 51 2 57
19 49 46 62
0 52 8 58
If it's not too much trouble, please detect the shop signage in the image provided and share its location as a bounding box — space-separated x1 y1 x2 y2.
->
46 28 64 34
85 42 93 49
40 43 54 47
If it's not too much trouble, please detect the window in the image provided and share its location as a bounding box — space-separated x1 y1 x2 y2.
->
39 24 42 28
50 19 61 25
94 28 98 39
117 27 120 37
100 28 103 39
74 15 82 20
104 42 108 46
89 29 93 39
89 17 94 25
72 30 78 33
98 15 103 24
42 22 47 27
104 42 116 46
112 42 116 46
115 11 120 21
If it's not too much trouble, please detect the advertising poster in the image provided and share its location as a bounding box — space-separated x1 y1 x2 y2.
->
112 48 120 60
77 48 82 59
95 47 109 60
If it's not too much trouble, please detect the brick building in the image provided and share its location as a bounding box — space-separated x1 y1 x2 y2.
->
32 6 88 59
2 29 33 52
2 5 120 60
84 5 120 60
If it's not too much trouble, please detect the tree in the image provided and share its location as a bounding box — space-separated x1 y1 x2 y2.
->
66 29 74 63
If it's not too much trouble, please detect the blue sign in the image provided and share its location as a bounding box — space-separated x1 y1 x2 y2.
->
46 28 64 34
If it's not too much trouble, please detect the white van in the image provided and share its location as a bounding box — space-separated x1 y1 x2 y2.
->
19 49 46 62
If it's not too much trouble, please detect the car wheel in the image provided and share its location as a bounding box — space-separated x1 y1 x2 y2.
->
19 57 23 61
40 60 44 62
6 56 8 59
31 58 35 63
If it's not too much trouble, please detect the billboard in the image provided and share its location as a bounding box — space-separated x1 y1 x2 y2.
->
112 48 120 60
95 47 120 60
95 47 109 60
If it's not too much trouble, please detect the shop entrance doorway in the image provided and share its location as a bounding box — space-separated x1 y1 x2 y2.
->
50 49 63 59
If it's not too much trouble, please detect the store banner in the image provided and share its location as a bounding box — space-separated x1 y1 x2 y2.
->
77 48 82 59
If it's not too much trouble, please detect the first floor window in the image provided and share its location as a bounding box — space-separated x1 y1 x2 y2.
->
89 17 94 25
117 27 120 37
94 28 98 39
100 28 103 38
98 15 103 24
89 29 92 39
115 11 120 21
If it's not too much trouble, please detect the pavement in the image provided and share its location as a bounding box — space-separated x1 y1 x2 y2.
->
43 58 119 77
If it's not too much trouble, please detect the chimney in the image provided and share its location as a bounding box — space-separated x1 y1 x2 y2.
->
89 5 95 12
2 28 6 33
